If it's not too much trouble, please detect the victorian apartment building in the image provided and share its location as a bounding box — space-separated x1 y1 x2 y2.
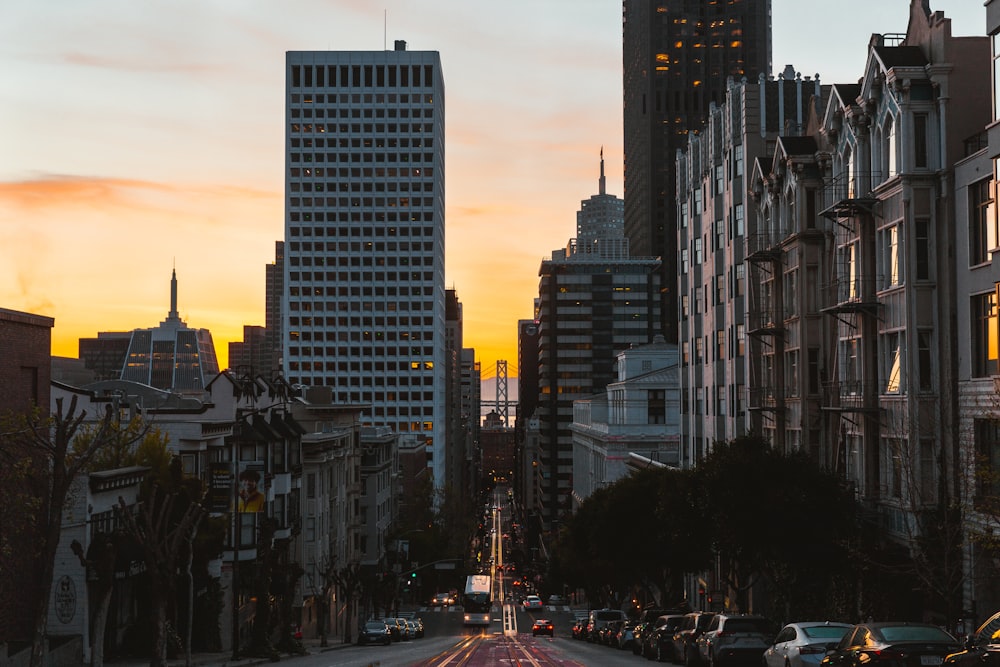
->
956 0 1000 619
678 67 829 466
740 0 991 618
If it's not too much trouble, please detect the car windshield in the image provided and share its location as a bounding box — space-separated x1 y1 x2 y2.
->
878 626 956 643
804 626 850 640
365 622 385 630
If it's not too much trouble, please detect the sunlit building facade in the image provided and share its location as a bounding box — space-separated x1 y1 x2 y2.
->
283 43 447 488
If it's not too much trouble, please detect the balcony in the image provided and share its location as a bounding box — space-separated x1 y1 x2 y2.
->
822 277 880 316
747 312 784 337
748 386 784 412
822 381 880 414
745 231 783 263
821 171 879 220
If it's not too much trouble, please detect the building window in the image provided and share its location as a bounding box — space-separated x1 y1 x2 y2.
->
917 330 933 391
915 216 930 280
994 31 1000 121
681 248 689 274
734 203 744 237
735 263 745 297
970 177 996 266
736 324 745 357
881 331 903 394
694 238 703 265
648 389 666 424
785 349 799 397
972 291 999 377
717 330 725 360
914 114 928 169
975 418 1000 509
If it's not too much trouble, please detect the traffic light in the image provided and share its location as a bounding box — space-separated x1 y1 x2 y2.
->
411 572 417 579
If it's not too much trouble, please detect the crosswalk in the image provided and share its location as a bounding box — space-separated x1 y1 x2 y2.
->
417 604 573 613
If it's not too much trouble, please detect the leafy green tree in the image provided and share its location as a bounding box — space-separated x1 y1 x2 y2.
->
695 436 857 616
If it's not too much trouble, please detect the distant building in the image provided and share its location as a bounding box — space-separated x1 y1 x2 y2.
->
535 156 661 527
0 307 53 644
78 270 220 392
623 0 773 343
571 335 680 508
283 43 447 490
229 325 268 376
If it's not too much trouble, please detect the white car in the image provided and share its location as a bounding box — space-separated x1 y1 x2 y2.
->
523 595 543 610
763 622 853 667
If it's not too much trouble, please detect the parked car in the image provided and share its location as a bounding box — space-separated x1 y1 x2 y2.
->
944 612 1000 667
673 611 717 666
533 618 555 637
523 595 544 610
395 617 412 641
602 619 626 646
764 622 853 667
821 622 961 667
587 608 628 643
572 617 588 640
357 620 392 646
696 614 774 667
380 618 402 642
616 620 638 650
644 613 687 661
406 619 422 639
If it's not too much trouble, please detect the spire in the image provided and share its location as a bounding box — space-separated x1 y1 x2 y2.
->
599 146 606 196
168 268 179 320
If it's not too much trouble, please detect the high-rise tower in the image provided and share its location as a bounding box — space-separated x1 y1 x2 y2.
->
623 0 772 342
284 43 447 488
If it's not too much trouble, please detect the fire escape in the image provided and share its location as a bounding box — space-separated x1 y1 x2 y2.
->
820 169 882 488
746 203 785 441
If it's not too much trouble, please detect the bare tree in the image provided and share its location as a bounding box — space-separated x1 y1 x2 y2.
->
0 396 144 667
116 482 205 667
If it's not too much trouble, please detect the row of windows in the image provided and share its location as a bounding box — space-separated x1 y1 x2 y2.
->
290 64 435 89
291 167 433 181
681 324 746 365
288 225 435 237
290 107 433 120
291 92 432 105
290 330 431 343
289 256 434 269
288 200 432 217
290 151 434 165
290 139 432 154
679 384 747 417
288 359 435 373
290 283 433 296
288 210 435 223
288 272 434 285
289 314 435 327
289 241 432 252
290 122 434 135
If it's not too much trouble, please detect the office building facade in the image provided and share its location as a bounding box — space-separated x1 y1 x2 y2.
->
623 0 772 343
283 43 447 488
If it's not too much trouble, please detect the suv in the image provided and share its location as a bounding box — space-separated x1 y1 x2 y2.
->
587 608 627 643
944 611 1000 667
645 613 687 661
697 614 774 667
673 611 717 666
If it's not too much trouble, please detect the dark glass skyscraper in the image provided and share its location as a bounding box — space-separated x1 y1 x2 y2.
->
623 0 772 342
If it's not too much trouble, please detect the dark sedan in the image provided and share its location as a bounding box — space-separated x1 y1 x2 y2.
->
357 620 392 646
821 622 961 667
944 612 1000 667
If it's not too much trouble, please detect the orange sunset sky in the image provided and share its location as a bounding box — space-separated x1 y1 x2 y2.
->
0 0 982 377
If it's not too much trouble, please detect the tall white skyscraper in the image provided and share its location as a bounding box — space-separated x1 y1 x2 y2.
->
284 43 447 488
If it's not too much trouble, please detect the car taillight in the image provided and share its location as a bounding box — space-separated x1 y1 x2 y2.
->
799 646 826 655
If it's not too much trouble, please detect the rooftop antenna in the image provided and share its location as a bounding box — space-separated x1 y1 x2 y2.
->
384 10 387 50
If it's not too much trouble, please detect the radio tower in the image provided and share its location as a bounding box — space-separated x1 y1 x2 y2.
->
495 360 509 427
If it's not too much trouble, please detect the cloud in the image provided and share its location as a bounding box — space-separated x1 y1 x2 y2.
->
60 51 221 75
